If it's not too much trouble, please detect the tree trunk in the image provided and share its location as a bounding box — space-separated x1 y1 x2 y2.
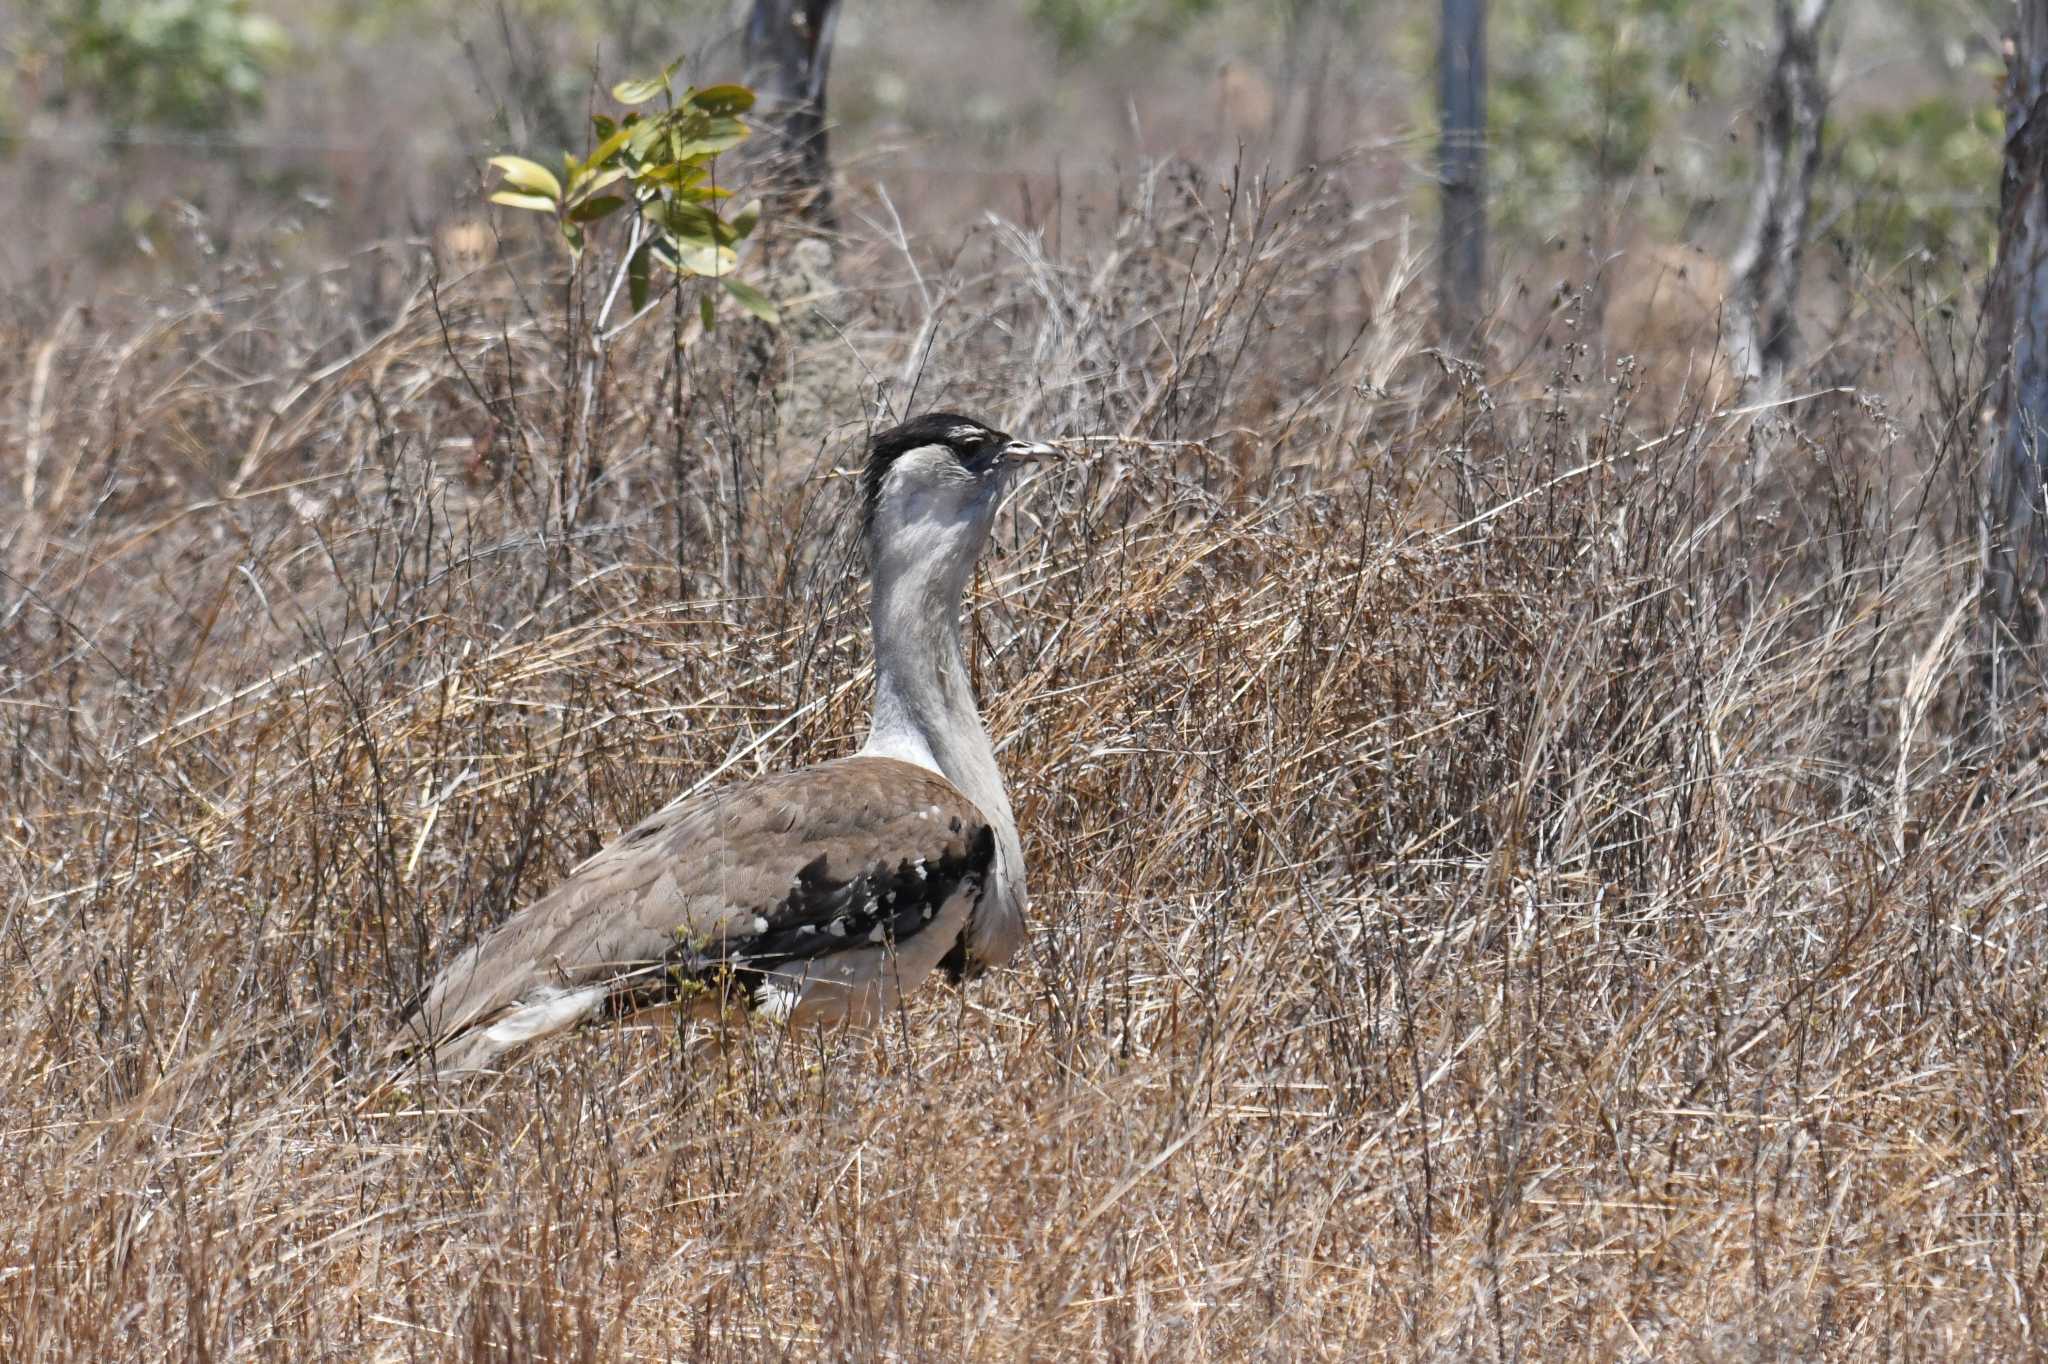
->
1984 1 2048 706
1725 0 1835 394
1437 0 1486 349
744 0 842 226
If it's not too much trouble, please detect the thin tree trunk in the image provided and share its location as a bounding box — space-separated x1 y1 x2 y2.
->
1295 2 1335 171
1983 2 2048 708
1725 0 1835 394
744 0 841 227
1438 0 1486 349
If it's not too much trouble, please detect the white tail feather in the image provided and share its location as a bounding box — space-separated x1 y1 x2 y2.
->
418 984 608 1077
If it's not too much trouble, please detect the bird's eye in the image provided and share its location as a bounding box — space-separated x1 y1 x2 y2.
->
947 425 987 448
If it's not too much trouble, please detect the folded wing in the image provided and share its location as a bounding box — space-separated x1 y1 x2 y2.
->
406 755 995 1075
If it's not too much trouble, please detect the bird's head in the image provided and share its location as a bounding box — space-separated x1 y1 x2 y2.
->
861 412 1060 587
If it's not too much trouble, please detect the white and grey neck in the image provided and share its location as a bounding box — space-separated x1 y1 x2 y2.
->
860 520 1027 955
852 415 1058 967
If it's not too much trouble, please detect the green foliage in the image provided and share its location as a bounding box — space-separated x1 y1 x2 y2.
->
488 58 776 325
1828 90 2001 267
54 0 286 134
1028 0 1221 57
1473 0 1997 271
1486 0 1741 233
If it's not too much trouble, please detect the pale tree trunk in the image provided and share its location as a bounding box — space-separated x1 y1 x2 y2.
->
1438 0 1485 349
1725 0 1836 394
1984 1 2048 707
744 0 841 226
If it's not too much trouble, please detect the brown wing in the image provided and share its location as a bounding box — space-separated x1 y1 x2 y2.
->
407 755 993 1063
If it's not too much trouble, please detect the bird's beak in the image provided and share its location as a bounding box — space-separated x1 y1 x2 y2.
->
1000 438 1063 466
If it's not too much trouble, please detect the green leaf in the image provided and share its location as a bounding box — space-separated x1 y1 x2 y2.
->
488 154 562 200
650 236 738 276
700 292 716 331
661 198 722 243
612 74 670 106
721 276 780 324
614 59 685 107
640 163 722 195
690 84 756 115
587 124 634 168
626 116 669 160
592 113 617 139
563 221 586 257
672 173 732 200
674 119 749 158
568 195 626 223
729 198 761 240
628 240 652 314
489 190 560 213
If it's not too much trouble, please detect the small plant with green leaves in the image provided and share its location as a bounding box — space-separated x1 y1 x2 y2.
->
487 57 778 331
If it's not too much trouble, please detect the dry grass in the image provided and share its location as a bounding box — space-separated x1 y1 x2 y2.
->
3 164 2046 1361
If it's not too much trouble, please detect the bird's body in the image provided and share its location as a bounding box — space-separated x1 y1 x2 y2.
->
405 413 1056 1076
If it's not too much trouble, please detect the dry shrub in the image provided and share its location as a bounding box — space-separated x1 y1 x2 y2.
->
2 165 2045 1361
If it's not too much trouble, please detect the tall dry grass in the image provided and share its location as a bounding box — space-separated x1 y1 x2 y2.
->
3 164 2045 1360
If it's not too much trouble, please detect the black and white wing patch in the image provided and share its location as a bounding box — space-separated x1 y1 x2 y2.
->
618 822 998 1015
740 826 997 971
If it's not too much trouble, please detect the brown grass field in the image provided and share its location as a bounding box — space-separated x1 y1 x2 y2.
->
3 153 2046 1360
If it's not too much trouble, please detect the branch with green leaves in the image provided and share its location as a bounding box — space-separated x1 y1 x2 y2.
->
487 58 778 333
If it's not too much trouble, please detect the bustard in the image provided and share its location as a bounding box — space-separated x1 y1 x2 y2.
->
403 412 1059 1076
